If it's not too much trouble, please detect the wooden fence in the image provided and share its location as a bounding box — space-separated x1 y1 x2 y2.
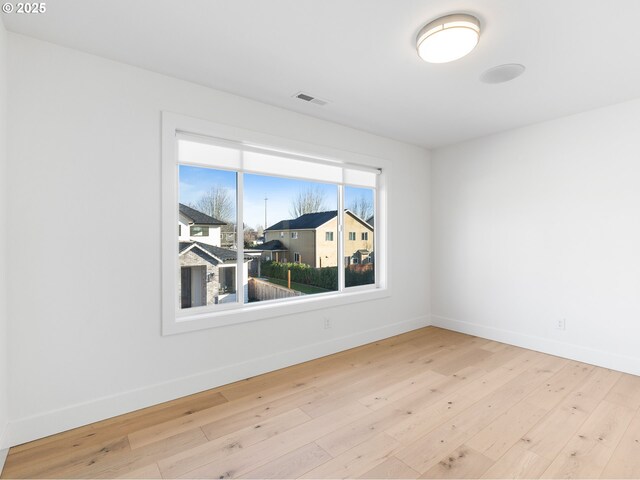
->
248 277 303 302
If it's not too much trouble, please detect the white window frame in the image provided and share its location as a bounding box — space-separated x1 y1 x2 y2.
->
361 232 368 241
325 231 334 241
293 252 301 263
291 232 298 239
162 112 390 335
348 231 356 241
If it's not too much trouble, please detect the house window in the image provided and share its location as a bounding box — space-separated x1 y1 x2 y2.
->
190 226 209 237
163 113 386 334
346 186 375 288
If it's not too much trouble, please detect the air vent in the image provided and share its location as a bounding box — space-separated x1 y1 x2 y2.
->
293 92 328 106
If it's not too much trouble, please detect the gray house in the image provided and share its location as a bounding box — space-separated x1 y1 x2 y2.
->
178 206 250 308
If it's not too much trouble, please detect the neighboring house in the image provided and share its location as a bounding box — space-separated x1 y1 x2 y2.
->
246 239 288 263
264 210 374 268
245 239 288 277
179 203 226 247
178 205 249 308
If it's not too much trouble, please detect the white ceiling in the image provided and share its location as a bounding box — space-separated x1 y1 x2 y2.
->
4 0 640 148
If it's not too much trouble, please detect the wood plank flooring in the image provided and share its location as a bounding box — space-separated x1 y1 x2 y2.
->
3 326 640 479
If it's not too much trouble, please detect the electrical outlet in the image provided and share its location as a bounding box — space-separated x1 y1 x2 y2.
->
323 317 332 329
556 318 566 330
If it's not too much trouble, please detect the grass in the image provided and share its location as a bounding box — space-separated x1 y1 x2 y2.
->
261 277 332 295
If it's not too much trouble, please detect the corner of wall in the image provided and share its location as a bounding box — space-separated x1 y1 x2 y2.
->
0 15 9 475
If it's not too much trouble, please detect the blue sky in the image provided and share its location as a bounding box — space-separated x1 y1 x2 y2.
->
179 165 372 229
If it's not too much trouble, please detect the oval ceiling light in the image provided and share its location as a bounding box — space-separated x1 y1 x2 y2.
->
480 63 526 84
416 14 480 63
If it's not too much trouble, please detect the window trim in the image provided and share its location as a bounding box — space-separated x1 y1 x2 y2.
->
162 112 390 335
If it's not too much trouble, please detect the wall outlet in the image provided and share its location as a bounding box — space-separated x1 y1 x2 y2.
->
323 317 332 329
556 318 566 330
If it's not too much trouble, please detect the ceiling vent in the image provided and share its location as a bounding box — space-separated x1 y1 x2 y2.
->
293 92 328 106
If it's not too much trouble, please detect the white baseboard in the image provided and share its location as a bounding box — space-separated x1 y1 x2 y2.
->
0 422 8 475
431 314 640 376
7 315 430 447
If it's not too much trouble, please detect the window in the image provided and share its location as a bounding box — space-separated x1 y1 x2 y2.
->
178 165 237 310
190 226 209 236
247 172 337 297
162 113 386 334
345 186 375 288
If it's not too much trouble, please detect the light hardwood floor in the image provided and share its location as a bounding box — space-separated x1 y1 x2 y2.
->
3 326 640 479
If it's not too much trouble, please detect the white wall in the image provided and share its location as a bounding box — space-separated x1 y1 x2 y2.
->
0 17 8 469
5 34 430 445
431 98 640 375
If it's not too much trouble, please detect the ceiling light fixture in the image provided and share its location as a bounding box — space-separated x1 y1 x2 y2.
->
416 14 480 63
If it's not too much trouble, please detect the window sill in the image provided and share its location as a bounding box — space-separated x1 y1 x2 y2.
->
162 287 391 335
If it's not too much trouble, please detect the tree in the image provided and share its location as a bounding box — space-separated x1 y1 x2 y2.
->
243 224 258 246
348 195 373 221
289 187 327 218
191 185 234 223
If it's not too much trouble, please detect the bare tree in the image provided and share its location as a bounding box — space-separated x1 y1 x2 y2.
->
348 195 373 221
289 187 327 217
191 185 234 223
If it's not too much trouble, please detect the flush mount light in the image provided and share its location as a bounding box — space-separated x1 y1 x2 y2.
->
416 14 480 63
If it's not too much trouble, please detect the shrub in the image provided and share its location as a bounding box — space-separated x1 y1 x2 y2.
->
346 264 375 286
261 261 374 290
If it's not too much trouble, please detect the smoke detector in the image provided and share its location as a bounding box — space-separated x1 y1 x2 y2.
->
480 64 526 84
293 92 328 106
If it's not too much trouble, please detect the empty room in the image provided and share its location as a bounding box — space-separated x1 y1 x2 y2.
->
1 0 640 478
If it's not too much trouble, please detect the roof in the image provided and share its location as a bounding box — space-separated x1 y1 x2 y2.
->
265 210 374 232
179 204 226 226
265 211 338 231
366 216 374 227
246 239 287 251
179 241 250 262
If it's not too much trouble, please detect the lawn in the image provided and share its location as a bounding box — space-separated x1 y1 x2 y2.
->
261 277 332 295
